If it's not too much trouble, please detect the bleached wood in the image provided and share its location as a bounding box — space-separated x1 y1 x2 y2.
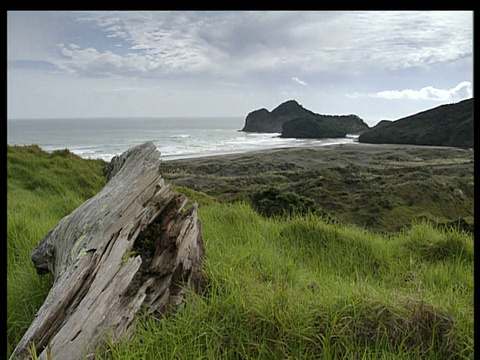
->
10 141 205 360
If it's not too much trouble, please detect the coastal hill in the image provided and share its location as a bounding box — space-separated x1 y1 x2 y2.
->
241 100 317 133
359 98 474 148
280 114 368 139
240 100 370 136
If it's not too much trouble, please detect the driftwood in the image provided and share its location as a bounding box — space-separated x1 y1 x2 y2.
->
10 141 205 360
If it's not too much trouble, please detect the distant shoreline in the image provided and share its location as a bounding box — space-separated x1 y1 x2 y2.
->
161 142 469 163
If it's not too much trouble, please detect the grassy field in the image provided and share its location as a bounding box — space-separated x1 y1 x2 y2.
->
7 145 474 359
161 143 474 234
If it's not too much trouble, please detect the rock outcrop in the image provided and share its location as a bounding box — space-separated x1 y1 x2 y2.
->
240 99 369 137
241 100 317 133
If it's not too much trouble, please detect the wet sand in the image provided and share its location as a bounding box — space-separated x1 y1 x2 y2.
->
161 142 473 175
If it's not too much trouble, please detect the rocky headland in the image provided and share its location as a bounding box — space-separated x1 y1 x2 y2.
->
241 98 473 148
240 99 370 137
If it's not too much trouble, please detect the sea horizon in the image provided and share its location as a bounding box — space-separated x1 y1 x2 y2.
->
7 117 359 162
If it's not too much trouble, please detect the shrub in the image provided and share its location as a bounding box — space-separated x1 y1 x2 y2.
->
250 186 317 218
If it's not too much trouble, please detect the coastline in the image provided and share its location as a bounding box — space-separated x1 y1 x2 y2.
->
161 142 471 165
159 136 358 161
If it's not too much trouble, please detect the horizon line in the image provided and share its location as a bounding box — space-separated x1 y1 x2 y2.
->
7 115 246 121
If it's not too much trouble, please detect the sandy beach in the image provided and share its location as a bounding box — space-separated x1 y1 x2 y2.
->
161 142 473 174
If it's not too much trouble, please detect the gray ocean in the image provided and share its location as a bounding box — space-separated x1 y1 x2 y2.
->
7 117 358 162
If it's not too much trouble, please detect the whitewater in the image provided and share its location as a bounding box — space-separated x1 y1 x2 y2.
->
7 117 359 162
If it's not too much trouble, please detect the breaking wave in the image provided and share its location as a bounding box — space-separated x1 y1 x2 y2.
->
7 117 359 162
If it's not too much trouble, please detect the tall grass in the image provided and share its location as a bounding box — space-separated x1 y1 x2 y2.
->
7 145 473 359
7 145 106 357
102 203 473 359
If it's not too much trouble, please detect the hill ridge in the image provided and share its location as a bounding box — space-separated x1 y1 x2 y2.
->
359 98 473 148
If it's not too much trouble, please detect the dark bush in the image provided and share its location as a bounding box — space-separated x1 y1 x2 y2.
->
250 186 318 218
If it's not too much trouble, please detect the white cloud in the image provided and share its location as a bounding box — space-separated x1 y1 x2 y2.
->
370 81 472 101
23 11 472 81
291 76 307 86
54 43 171 77
130 44 154 50
7 11 474 120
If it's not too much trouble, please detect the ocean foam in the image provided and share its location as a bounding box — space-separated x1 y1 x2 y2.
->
8 118 359 162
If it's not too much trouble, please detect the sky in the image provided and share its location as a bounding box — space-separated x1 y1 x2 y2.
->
7 11 473 126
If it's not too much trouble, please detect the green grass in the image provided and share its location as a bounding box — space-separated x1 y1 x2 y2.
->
7 145 107 357
102 204 473 359
7 145 473 359
160 147 474 235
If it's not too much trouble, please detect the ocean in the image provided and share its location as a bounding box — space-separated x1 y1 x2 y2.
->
7 117 359 162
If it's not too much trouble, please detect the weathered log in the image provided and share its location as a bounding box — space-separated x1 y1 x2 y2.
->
10 141 206 360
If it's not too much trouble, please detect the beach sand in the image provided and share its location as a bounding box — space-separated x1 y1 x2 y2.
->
161 142 472 174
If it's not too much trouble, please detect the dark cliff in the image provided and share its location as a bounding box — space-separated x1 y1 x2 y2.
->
241 100 316 133
241 100 369 136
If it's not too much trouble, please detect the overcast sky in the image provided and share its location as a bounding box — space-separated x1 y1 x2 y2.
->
7 11 473 126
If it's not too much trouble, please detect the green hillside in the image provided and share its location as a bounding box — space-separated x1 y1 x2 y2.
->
7 145 473 359
281 114 369 138
359 99 474 148
161 145 474 234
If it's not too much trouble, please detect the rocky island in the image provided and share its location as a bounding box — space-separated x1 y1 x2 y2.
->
240 100 370 137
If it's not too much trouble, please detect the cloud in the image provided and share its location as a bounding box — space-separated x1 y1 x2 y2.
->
7 11 473 119
291 76 307 86
49 13 217 79
130 44 154 50
370 81 472 101
20 11 471 82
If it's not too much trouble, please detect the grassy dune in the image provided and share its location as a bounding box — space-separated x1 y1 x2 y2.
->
7 145 473 359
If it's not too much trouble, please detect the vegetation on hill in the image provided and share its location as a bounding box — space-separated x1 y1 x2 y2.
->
107 202 473 359
241 99 369 135
7 145 473 359
161 145 474 234
241 99 317 133
281 114 367 138
250 185 318 217
359 98 474 148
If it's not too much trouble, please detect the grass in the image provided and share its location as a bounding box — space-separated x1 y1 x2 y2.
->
160 146 474 234
102 203 473 359
7 145 107 357
7 145 474 359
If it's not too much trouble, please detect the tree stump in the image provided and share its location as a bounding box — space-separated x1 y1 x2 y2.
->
10 141 206 360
